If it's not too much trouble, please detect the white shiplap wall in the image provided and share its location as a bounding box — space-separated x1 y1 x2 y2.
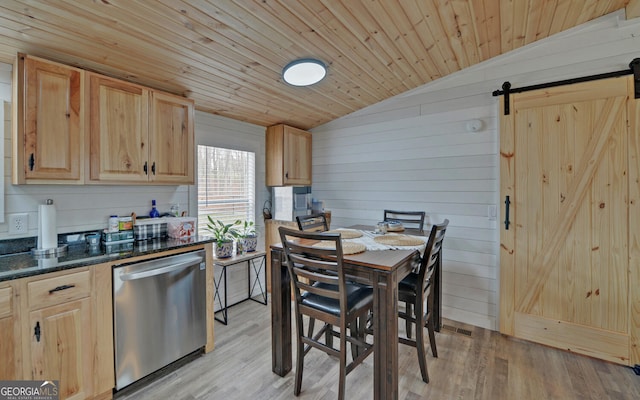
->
312 10 640 330
190 111 268 308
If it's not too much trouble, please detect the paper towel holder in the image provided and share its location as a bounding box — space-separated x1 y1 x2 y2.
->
32 198 68 258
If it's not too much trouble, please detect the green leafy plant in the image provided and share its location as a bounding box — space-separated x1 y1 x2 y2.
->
206 216 239 245
235 219 256 238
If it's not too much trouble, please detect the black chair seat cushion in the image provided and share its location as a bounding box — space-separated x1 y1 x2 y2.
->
302 282 373 316
399 272 431 296
399 272 419 295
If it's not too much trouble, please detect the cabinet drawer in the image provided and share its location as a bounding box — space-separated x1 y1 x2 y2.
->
0 287 12 318
28 270 91 309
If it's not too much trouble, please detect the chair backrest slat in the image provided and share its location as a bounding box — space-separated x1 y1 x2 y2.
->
417 219 449 292
279 227 347 311
296 213 329 232
384 209 426 231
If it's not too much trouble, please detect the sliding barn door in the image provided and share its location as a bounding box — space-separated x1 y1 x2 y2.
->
500 76 640 365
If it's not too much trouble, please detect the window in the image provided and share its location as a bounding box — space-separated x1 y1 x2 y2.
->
197 145 255 235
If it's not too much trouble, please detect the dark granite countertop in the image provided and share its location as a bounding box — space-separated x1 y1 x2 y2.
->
0 235 215 282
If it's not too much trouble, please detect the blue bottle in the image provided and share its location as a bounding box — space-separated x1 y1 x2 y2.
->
149 200 160 218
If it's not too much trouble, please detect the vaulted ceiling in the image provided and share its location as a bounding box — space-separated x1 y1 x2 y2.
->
0 1 637 130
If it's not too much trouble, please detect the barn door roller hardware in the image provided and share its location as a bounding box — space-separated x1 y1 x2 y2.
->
493 58 640 115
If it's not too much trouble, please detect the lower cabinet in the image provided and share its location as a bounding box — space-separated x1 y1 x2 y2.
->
0 265 114 400
28 298 93 400
0 285 20 380
264 219 297 293
0 244 212 400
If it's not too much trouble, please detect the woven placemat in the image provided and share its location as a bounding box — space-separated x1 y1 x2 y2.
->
326 229 363 239
312 241 366 255
373 234 425 246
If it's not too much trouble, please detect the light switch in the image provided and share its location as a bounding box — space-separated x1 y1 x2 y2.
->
488 205 497 221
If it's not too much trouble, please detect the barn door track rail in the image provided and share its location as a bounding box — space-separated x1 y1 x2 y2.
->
493 58 640 115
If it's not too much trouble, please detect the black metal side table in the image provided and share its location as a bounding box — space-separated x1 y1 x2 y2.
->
213 250 267 325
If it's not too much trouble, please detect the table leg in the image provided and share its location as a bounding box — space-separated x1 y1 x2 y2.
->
214 265 228 325
372 270 399 400
271 249 291 376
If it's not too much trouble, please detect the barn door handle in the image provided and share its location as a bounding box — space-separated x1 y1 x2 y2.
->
504 196 511 230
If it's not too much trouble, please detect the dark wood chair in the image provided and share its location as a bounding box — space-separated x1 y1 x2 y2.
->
278 227 374 400
384 209 426 231
296 213 329 232
398 219 448 383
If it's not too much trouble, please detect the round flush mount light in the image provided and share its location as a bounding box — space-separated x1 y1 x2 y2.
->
282 58 327 86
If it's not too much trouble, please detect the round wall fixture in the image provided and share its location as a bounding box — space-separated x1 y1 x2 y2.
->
466 119 483 132
282 59 327 86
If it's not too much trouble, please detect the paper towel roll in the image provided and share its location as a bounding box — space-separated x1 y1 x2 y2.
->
38 199 57 250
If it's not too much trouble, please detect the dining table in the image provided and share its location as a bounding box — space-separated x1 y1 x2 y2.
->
270 224 441 400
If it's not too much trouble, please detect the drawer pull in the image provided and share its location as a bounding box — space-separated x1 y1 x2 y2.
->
34 321 41 342
48 284 75 294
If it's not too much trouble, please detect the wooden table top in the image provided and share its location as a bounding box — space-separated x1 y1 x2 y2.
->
270 224 425 272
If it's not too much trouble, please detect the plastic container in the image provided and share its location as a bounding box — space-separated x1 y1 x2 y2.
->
134 218 168 241
108 215 119 233
167 217 197 239
102 230 134 243
118 216 133 231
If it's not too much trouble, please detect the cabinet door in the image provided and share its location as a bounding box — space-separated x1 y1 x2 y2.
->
29 298 93 400
16 54 83 183
0 286 19 380
283 126 312 185
89 74 149 182
149 91 194 184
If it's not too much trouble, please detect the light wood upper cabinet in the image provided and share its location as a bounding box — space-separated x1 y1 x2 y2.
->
89 74 149 182
89 74 194 184
266 124 312 186
149 91 194 184
13 53 84 184
13 53 194 185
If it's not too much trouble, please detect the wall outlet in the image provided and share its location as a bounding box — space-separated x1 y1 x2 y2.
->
9 213 28 234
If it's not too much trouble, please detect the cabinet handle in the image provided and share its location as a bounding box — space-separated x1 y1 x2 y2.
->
48 284 75 294
34 321 41 342
29 153 35 171
151 162 156 175
144 161 148 175
285 172 289 179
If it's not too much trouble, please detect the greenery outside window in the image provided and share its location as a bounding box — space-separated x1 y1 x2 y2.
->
197 145 255 235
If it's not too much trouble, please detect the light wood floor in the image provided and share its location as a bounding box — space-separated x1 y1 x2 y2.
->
117 299 640 400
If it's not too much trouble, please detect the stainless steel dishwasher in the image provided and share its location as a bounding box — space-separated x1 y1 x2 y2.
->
113 249 207 390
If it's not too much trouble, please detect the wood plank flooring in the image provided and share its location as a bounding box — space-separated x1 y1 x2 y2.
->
116 300 640 399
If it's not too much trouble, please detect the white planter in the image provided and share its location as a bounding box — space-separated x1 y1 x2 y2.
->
240 235 258 252
215 241 234 258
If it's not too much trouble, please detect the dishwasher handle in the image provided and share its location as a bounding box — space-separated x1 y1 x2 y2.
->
118 256 204 281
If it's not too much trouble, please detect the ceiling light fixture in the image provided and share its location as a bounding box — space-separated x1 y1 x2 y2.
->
282 58 327 86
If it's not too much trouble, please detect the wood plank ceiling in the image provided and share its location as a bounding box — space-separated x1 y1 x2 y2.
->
0 0 636 130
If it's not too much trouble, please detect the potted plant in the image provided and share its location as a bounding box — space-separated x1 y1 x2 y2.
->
235 219 258 253
206 216 238 258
